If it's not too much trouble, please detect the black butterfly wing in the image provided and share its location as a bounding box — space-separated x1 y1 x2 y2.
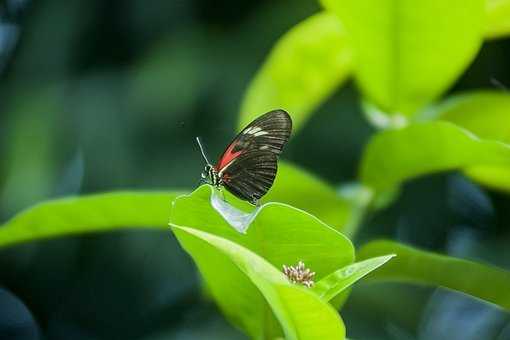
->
214 109 292 172
221 150 278 204
236 109 292 155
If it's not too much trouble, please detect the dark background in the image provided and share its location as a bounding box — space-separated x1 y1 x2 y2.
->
0 0 510 339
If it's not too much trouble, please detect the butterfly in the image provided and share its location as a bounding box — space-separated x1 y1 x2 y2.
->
197 109 292 205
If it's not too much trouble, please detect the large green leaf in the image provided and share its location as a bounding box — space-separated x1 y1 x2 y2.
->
266 161 352 231
322 0 485 120
358 240 510 310
312 255 395 302
239 12 352 133
169 185 354 338
171 225 346 340
486 0 510 39
433 91 510 191
0 191 185 249
359 121 510 195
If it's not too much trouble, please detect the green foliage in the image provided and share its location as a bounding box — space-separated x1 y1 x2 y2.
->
267 162 352 231
0 191 184 248
3 1 510 338
169 185 354 338
239 12 352 132
0 162 348 248
433 91 510 191
322 0 485 121
169 186 396 338
360 121 510 196
171 226 346 340
486 0 510 38
358 240 510 310
433 91 510 141
312 255 395 302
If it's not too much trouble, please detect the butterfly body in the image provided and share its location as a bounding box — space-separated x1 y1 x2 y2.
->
199 110 292 205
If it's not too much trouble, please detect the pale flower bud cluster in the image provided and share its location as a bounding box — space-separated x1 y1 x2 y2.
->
282 261 315 288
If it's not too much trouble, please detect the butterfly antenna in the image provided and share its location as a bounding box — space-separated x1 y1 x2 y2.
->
196 136 211 165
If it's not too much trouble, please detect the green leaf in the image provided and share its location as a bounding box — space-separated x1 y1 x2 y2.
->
357 240 510 310
266 161 353 232
322 0 485 119
0 191 185 249
239 12 352 133
486 0 510 39
171 225 346 340
312 255 395 302
432 91 510 191
433 91 510 141
464 166 510 193
360 121 510 195
169 185 354 338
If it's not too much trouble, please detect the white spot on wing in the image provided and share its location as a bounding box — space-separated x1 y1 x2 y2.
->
254 130 268 136
243 126 264 135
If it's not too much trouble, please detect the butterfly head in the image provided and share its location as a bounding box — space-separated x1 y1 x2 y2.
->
201 164 221 186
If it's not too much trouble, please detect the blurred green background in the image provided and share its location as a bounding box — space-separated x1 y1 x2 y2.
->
1 0 510 339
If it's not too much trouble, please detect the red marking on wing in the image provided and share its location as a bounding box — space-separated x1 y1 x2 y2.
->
215 142 243 171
